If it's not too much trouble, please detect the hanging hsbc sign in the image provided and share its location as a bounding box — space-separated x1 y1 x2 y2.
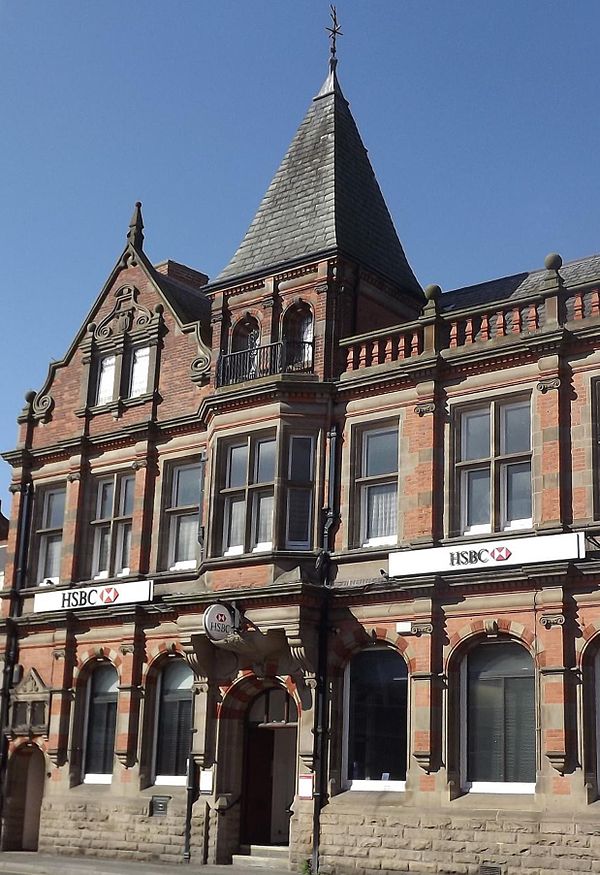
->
202 603 239 642
33 579 153 613
388 532 585 578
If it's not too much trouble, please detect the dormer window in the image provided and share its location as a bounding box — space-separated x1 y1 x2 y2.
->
81 284 163 414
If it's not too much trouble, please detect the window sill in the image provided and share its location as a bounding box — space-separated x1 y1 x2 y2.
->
464 781 535 795
76 391 157 418
83 774 112 785
154 776 187 787
348 779 405 792
202 549 318 570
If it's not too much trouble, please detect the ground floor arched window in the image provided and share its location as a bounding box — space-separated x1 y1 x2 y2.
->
83 663 118 784
154 659 193 785
463 640 535 793
344 648 408 791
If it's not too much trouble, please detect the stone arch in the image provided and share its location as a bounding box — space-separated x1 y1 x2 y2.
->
231 313 261 352
329 621 409 676
445 618 535 672
73 646 121 684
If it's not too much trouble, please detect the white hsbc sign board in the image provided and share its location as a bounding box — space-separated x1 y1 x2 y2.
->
33 579 153 613
388 532 585 578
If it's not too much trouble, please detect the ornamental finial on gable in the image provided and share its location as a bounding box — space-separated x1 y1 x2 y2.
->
127 200 144 250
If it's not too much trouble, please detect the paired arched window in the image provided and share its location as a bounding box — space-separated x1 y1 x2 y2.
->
83 664 118 783
344 648 408 790
154 660 193 785
462 640 535 792
282 305 313 372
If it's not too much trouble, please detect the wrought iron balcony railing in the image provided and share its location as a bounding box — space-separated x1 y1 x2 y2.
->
217 341 314 387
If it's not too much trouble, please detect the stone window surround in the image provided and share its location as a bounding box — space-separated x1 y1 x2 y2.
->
160 458 204 572
210 424 318 558
29 481 67 587
451 392 533 538
349 417 400 550
76 285 164 419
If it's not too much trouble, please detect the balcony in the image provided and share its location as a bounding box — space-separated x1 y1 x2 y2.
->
216 341 314 388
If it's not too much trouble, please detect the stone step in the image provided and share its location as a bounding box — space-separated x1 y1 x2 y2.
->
233 845 290 869
238 845 289 859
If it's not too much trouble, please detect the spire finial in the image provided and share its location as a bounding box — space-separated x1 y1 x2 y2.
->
127 200 144 250
326 5 343 70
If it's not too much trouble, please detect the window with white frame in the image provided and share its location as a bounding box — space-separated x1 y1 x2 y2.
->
95 354 116 406
154 660 193 785
356 425 399 547
83 664 118 784
90 474 135 579
35 486 66 585
461 640 535 793
219 434 276 556
126 345 150 398
285 435 315 549
343 648 408 790
456 398 532 535
165 462 202 570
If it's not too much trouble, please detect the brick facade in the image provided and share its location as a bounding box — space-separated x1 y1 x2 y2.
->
3 62 600 875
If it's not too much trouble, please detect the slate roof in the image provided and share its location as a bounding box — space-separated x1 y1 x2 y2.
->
215 64 422 298
440 253 600 314
152 270 211 324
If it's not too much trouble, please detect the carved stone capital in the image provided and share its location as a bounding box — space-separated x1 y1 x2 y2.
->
52 648 66 661
537 377 561 393
67 472 81 483
314 282 329 295
119 644 135 656
410 622 433 636
131 460 147 471
414 402 436 417
540 613 565 629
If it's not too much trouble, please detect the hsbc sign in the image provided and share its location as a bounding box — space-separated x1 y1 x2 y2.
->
388 532 585 578
33 579 153 613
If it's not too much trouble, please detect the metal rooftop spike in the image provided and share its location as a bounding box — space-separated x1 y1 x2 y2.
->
127 201 144 250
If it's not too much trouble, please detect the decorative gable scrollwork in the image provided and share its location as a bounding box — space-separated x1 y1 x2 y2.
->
94 285 156 340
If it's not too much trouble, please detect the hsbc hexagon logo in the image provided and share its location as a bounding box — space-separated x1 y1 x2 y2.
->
490 546 512 562
99 586 119 605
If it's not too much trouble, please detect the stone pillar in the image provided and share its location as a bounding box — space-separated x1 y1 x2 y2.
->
401 384 439 545
114 626 142 788
47 632 75 780
61 459 84 584
534 356 563 530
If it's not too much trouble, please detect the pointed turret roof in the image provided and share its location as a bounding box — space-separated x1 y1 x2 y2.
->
215 63 421 298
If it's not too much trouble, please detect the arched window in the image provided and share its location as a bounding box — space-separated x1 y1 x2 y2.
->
282 305 313 372
228 317 261 382
83 664 118 784
344 648 408 790
154 660 193 785
463 640 535 792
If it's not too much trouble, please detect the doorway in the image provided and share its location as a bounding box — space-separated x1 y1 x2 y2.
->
2 744 45 850
241 688 298 846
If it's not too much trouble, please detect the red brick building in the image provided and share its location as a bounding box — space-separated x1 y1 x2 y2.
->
3 56 600 874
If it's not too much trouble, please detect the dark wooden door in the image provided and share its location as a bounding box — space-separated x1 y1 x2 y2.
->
242 726 274 844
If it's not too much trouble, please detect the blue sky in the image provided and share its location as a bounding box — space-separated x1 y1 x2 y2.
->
1 1 599 509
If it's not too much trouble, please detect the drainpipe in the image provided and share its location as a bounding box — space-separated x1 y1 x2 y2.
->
311 424 337 875
0 480 33 846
